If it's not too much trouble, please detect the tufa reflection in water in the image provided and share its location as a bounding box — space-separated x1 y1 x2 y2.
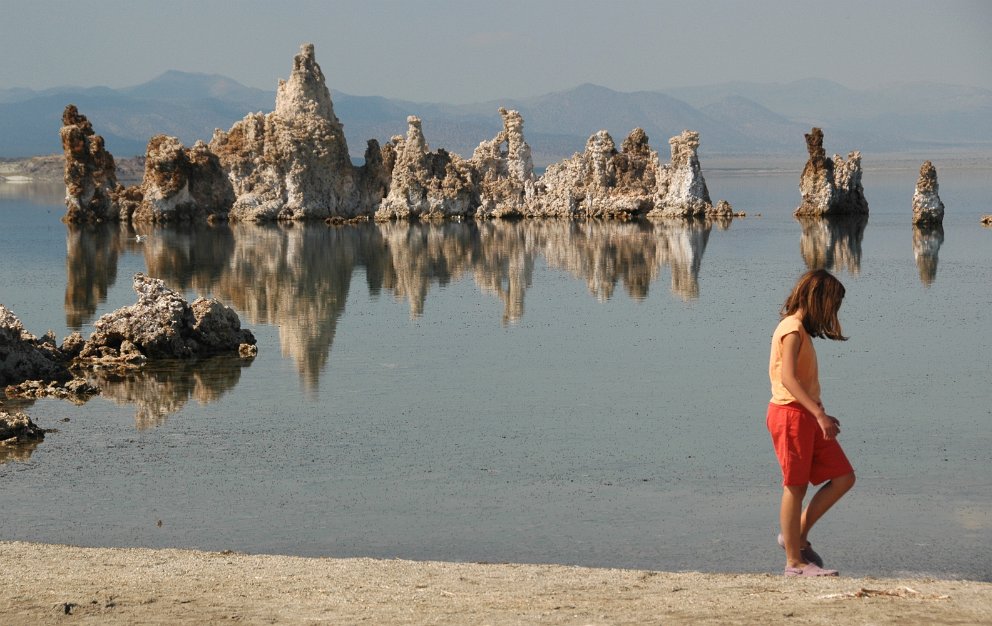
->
86 357 250 428
64 223 123 329
912 224 944 287
65 219 717 389
797 215 867 275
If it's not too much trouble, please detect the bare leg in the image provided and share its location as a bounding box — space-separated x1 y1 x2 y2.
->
780 484 808 568
800 472 856 543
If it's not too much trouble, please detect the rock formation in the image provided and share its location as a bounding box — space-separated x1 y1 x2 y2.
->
0 304 71 386
211 43 384 221
60 105 119 223
530 128 660 218
78 273 256 363
650 131 713 218
59 43 736 224
795 128 868 216
4 378 99 402
473 108 536 218
0 409 47 445
120 137 234 223
375 117 478 220
911 161 944 225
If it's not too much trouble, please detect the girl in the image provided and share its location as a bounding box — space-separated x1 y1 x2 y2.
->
767 269 856 576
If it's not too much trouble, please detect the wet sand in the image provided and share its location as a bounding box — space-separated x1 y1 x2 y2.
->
1 541 989 625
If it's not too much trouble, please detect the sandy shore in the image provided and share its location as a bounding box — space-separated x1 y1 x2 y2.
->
1 542 989 625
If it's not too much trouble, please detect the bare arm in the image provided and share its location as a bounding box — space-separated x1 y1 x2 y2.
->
780 331 840 439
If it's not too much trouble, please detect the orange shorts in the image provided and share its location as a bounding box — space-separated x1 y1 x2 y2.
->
766 402 854 486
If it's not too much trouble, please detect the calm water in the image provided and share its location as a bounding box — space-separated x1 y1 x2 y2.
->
1 166 990 581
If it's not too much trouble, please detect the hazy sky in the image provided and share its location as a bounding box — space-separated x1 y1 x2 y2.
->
2 0 990 103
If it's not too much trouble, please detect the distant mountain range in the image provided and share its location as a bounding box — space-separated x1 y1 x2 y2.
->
2 71 990 164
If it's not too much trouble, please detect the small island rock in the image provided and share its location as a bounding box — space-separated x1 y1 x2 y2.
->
795 128 868 216
911 160 945 225
78 273 256 362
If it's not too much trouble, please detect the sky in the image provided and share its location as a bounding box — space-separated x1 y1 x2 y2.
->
1 0 990 103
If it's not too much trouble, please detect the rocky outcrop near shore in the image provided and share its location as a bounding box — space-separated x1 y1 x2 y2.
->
0 305 71 387
0 409 48 445
795 127 868 216
60 105 120 223
78 273 256 363
911 160 944 225
3 274 255 394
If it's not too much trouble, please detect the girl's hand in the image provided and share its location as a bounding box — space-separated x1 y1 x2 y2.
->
816 412 840 440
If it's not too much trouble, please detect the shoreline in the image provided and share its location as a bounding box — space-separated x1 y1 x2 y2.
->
2 541 989 625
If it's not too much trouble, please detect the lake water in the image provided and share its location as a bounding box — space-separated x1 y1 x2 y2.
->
1 165 990 581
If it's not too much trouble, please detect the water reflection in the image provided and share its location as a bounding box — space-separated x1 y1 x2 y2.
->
65 219 716 388
0 399 41 464
0 439 42 464
87 357 250 428
912 224 944 286
65 223 124 329
797 215 867 275
0 181 65 205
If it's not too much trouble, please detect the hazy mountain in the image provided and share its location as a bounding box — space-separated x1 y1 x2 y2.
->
1 72 989 162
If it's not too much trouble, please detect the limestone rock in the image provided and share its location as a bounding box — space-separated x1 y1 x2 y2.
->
78 273 255 362
795 128 868 216
211 43 382 221
650 131 712 218
124 137 234 223
60 105 119 223
474 108 536 218
5 378 99 402
0 410 47 445
375 117 478 220
708 199 734 218
0 304 71 386
911 161 945 225
529 128 661 218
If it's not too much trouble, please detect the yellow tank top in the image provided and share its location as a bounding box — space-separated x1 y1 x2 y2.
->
769 314 820 405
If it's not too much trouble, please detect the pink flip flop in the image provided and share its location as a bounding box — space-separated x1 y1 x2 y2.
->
777 533 824 568
784 563 839 577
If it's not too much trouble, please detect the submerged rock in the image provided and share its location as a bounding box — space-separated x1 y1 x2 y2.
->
78 273 256 362
795 128 868 216
60 105 119 223
0 305 71 387
5 378 99 402
911 161 945 225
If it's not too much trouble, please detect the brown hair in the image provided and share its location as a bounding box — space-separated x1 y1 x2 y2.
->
781 269 848 340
